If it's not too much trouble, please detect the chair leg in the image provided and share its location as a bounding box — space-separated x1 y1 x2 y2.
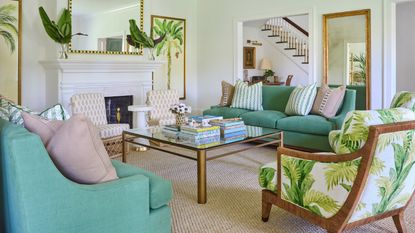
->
262 200 272 222
393 212 407 233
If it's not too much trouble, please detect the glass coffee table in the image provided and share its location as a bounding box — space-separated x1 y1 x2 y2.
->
122 126 282 204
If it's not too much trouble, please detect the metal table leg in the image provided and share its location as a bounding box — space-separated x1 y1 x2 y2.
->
197 150 207 204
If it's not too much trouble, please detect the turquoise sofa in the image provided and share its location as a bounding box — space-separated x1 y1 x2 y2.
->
203 86 356 151
0 119 172 233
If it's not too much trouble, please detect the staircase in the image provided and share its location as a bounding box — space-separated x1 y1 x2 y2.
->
261 17 309 71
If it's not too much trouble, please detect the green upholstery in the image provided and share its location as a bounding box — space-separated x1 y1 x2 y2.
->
241 110 286 128
262 86 295 111
203 106 251 119
283 131 332 152
277 115 335 136
203 85 356 151
112 160 172 210
330 84 366 110
0 119 172 233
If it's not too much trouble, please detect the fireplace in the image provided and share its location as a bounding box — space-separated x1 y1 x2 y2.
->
105 95 133 128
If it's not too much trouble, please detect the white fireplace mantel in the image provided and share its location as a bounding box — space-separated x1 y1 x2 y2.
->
40 59 165 114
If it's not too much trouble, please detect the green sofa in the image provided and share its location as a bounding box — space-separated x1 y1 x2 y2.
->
203 86 356 151
0 119 172 233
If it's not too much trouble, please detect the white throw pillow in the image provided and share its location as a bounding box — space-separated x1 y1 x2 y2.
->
230 80 263 111
285 84 317 116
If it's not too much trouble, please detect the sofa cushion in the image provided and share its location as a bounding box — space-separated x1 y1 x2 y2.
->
112 160 173 210
98 123 130 139
46 114 118 184
22 112 64 146
285 84 317 116
262 86 295 112
277 115 335 136
231 80 263 111
203 107 251 119
259 161 277 192
240 110 286 128
219 81 235 107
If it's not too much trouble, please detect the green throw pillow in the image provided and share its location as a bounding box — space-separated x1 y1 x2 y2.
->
230 80 263 111
7 103 70 125
285 83 317 116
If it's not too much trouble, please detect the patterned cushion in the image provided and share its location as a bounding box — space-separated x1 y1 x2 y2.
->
147 90 179 126
329 108 415 154
230 80 263 111
8 103 70 126
97 124 130 139
311 85 345 118
219 81 235 107
70 93 107 125
285 84 317 116
390 91 415 111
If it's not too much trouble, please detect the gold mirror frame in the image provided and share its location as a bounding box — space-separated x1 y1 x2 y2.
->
323 9 371 109
68 0 144 55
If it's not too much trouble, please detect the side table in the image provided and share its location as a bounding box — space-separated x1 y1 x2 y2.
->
128 105 153 151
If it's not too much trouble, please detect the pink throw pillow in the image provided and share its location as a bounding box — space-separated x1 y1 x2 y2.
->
23 113 118 184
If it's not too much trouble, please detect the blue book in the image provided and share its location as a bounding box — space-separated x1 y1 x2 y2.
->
221 126 247 134
223 130 247 139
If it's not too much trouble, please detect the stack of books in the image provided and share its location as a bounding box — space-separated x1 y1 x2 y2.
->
209 118 247 143
179 125 221 147
188 115 223 125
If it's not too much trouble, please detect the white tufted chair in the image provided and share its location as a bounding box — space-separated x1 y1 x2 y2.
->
146 90 179 126
70 93 129 158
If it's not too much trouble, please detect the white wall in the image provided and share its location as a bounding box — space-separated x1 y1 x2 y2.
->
20 0 198 112
243 25 308 85
396 1 415 92
197 0 391 110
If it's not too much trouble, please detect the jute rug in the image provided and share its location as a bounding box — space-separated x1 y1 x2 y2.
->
124 144 415 233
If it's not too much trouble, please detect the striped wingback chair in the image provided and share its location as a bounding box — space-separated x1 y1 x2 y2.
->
70 93 129 158
146 90 179 126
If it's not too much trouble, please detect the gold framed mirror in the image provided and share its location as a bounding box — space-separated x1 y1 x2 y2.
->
323 9 371 110
68 0 144 55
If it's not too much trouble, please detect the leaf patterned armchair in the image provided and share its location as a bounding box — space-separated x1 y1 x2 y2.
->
260 108 415 233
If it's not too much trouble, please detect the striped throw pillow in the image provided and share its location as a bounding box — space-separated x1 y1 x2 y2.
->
285 84 317 116
231 81 263 111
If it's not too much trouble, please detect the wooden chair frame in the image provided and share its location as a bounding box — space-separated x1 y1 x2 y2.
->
262 121 415 233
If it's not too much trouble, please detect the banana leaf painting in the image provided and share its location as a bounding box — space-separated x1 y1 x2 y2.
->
0 0 21 103
151 15 186 99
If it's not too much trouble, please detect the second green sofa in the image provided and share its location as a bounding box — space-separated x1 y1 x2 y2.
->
203 85 356 151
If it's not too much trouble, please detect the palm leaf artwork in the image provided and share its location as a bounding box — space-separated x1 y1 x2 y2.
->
152 18 184 90
0 4 18 53
281 157 340 217
373 130 415 215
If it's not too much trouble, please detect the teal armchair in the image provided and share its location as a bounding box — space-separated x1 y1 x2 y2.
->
0 119 172 233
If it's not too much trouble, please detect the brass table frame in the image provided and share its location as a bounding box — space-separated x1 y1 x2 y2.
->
122 130 283 204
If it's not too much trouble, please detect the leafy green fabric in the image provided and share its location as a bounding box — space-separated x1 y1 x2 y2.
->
390 91 415 111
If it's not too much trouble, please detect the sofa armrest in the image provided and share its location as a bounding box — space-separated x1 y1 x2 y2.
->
328 89 356 129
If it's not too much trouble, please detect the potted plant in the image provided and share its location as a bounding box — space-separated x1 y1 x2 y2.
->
127 19 165 60
263 69 275 79
38 7 86 59
170 103 191 127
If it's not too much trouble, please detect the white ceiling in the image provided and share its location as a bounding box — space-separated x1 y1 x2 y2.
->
72 0 139 16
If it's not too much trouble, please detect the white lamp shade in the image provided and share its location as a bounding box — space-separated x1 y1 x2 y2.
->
259 58 272 70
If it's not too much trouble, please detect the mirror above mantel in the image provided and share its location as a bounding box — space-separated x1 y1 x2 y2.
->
69 0 144 55
323 9 371 110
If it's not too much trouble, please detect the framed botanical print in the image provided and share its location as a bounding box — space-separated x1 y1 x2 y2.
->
151 15 186 100
243 47 256 69
0 0 21 104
